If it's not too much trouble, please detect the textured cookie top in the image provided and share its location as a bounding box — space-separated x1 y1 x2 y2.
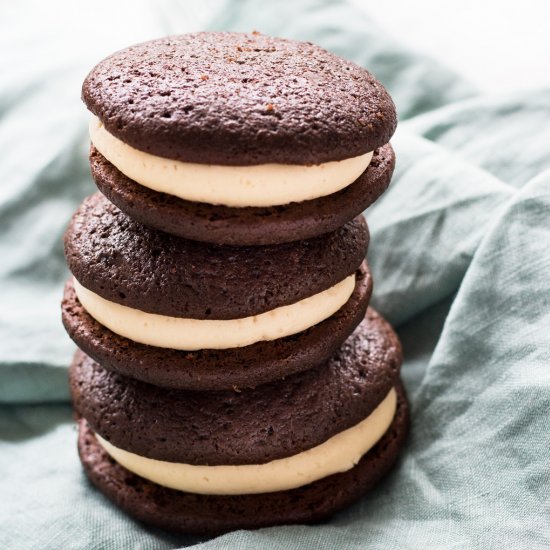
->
70 308 402 465
82 32 396 165
64 193 369 319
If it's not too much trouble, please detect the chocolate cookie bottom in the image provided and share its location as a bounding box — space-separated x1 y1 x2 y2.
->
62 263 372 391
90 144 394 246
77 381 408 536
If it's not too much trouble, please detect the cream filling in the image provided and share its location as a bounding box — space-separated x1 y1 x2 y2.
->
73 274 355 351
89 115 373 208
96 387 397 495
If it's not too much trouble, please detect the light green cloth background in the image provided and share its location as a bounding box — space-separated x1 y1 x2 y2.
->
1 0 549 548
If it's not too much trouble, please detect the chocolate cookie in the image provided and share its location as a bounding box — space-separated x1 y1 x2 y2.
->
64 193 369 319
77 382 408 535
62 263 372 391
82 32 396 166
90 144 394 246
70 306 402 464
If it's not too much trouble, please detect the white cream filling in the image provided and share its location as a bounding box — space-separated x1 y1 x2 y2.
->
89 115 373 208
73 274 355 351
96 387 397 495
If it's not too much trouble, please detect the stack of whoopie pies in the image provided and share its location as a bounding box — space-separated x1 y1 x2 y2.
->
61 32 408 535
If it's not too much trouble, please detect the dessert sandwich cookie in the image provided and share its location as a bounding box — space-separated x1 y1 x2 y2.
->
62 30 406 535
82 32 397 246
72 310 409 535
62 193 372 390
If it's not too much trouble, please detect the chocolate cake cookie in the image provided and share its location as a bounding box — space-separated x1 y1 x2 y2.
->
73 306 408 535
82 32 396 165
82 32 396 245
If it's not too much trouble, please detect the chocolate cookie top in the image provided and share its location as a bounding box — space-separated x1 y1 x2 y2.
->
82 32 396 165
64 193 369 319
90 143 395 246
70 308 402 465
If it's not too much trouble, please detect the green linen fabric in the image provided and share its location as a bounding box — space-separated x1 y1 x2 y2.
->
1 1 549 548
